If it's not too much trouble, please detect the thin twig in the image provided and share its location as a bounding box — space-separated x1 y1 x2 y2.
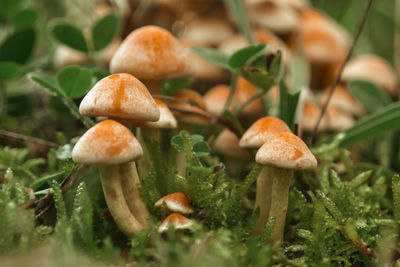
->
310 0 374 145
234 90 266 116
0 129 58 148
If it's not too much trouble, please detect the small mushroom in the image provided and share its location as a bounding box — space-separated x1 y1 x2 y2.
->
239 117 291 235
154 192 194 214
256 132 317 245
158 213 193 233
72 120 144 238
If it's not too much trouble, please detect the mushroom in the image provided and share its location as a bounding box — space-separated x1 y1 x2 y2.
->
110 25 191 80
158 213 193 233
256 132 317 245
203 77 264 122
72 120 144 237
341 54 399 97
239 117 291 235
298 8 351 89
79 73 160 227
154 192 194 214
318 84 365 118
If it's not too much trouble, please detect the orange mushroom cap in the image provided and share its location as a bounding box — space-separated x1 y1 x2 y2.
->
110 26 191 79
256 132 317 169
154 192 194 214
239 117 291 148
72 120 142 165
158 213 193 233
79 73 160 121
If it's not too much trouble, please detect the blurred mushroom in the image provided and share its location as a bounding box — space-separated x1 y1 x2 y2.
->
298 8 351 89
341 54 399 97
110 25 191 79
318 84 365 118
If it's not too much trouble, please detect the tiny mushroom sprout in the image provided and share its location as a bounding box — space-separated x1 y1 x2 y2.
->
256 132 317 245
158 213 193 233
72 120 144 238
154 192 194 214
110 25 191 80
79 73 160 227
239 117 291 235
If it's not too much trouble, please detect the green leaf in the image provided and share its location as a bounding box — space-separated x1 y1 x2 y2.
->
0 62 21 79
163 78 193 95
0 28 35 63
241 67 276 91
289 55 310 91
12 7 39 29
228 44 266 68
91 12 121 51
171 135 184 151
328 102 400 147
30 171 65 191
190 46 230 69
29 73 64 96
56 66 92 98
268 50 281 77
278 80 300 130
192 141 210 157
51 21 88 53
347 80 391 113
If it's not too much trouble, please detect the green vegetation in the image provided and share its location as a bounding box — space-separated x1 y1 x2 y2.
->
1 0 400 266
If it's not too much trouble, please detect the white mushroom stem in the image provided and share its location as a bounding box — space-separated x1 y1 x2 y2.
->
99 165 144 238
119 162 150 227
268 167 293 246
252 166 274 235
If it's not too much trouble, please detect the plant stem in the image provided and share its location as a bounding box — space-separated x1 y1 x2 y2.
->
63 97 95 128
99 165 144 238
222 71 240 112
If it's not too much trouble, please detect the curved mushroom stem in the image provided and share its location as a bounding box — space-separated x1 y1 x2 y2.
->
119 162 150 227
253 166 273 235
99 165 144 238
268 167 293 246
